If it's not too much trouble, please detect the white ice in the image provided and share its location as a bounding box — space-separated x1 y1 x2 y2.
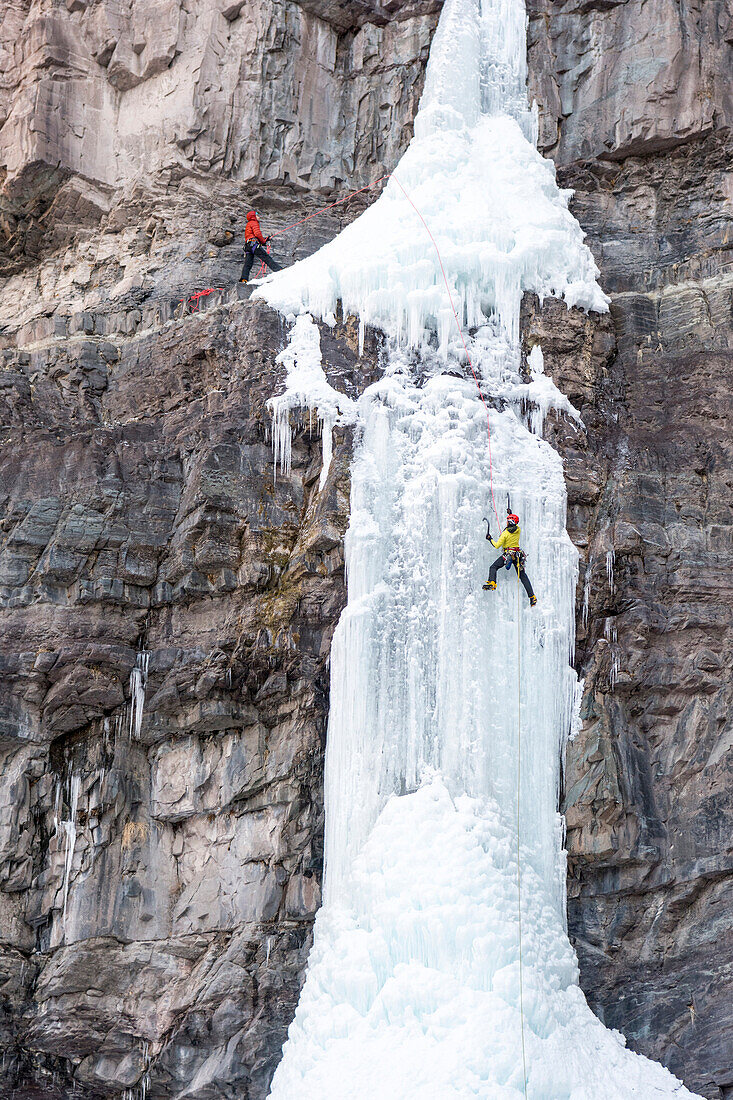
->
260 0 701 1095
268 313 356 491
256 0 607 354
129 650 150 740
53 772 81 936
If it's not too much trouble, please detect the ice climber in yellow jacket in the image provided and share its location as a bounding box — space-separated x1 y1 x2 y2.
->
483 512 537 606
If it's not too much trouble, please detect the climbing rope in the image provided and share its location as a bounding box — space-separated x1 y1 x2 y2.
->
390 175 502 530
253 175 392 278
269 175 391 239
177 286 224 316
516 565 528 1099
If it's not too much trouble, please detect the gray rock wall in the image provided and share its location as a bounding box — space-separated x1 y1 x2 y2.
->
0 0 438 274
527 3 733 1097
0 287 384 1097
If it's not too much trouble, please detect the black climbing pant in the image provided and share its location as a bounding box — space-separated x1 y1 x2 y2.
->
488 555 535 602
240 244 282 281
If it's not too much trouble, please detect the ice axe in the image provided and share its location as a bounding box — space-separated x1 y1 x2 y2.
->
483 517 491 541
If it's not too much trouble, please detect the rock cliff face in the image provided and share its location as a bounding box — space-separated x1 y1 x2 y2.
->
0 292 382 1098
527 3 733 1097
0 0 731 1098
0 0 438 278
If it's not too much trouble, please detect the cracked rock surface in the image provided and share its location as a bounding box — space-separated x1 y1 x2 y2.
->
528 3 733 1096
0 289 383 1097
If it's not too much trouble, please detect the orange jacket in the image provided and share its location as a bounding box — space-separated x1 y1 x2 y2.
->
244 211 266 246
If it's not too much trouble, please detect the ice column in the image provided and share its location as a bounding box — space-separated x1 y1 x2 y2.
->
263 0 701 1093
129 651 149 740
268 314 356 491
53 772 81 932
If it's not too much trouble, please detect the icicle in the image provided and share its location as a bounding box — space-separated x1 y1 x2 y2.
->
129 651 149 740
271 401 293 480
606 548 615 594
268 314 356 490
604 615 619 688
582 554 593 629
57 772 80 928
610 650 620 689
570 677 585 742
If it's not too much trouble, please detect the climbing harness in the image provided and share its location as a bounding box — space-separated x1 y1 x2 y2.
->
504 547 526 571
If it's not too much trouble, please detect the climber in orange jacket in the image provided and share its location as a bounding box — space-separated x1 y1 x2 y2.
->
239 211 282 283
483 512 537 606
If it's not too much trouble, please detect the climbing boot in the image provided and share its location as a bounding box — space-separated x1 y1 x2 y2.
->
482 581 496 591
529 595 537 607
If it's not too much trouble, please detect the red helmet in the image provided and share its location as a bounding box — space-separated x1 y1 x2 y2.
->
507 513 519 525
247 210 258 219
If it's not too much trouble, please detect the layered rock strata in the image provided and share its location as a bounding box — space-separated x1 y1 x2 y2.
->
528 3 733 1096
0 286 385 1097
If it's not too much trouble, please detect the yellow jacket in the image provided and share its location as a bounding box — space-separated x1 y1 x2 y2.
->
492 525 521 550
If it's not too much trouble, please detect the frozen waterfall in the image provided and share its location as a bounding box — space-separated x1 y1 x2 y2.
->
257 0 700 1095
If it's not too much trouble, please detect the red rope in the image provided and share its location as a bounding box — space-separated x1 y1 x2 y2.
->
270 175 391 239
255 248 269 279
181 287 223 311
250 175 390 280
390 175 502 530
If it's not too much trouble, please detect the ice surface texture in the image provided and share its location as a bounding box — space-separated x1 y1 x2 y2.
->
269 313 356 491
258 0 607 354
261 0 700 1095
